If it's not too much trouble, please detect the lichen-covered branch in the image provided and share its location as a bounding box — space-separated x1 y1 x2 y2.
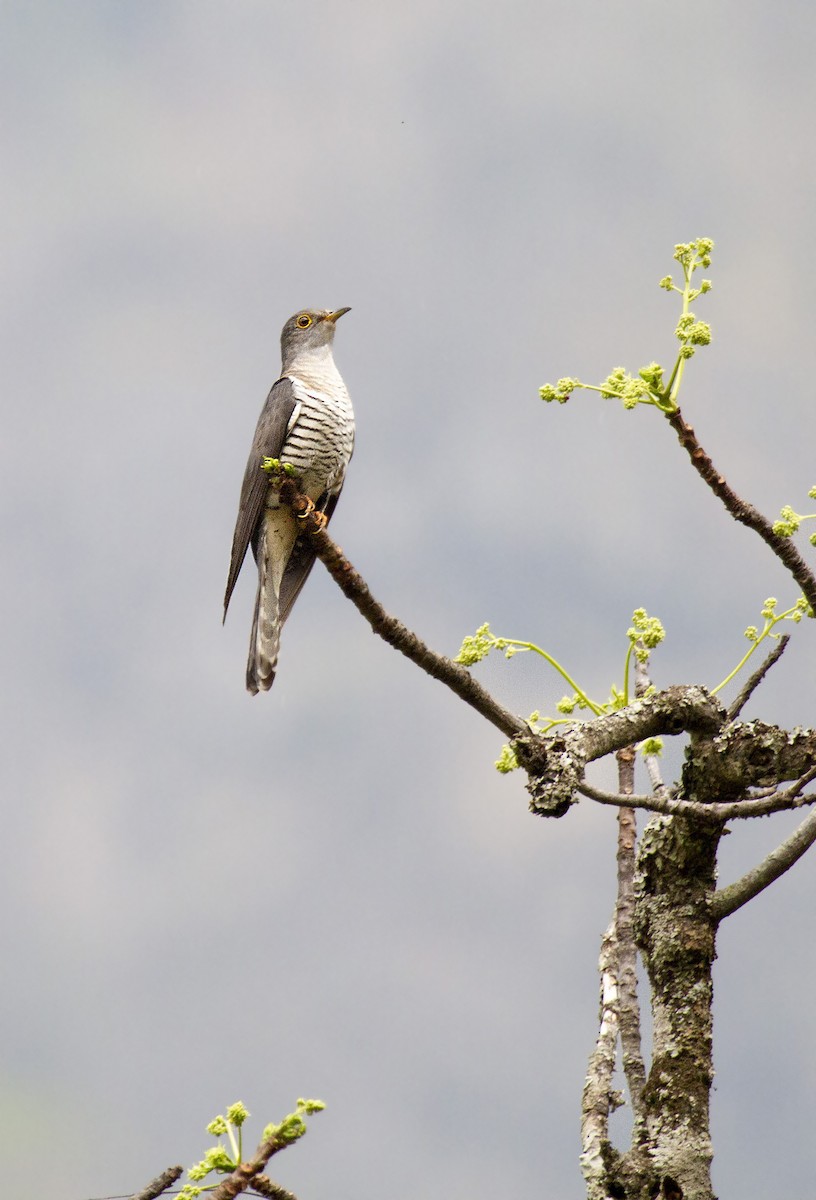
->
513 687 725 817
682 719 816 802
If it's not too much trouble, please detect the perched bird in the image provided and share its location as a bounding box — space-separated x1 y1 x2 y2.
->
223 308 354 693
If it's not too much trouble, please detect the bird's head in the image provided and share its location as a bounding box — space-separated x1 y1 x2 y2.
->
280 307 351 362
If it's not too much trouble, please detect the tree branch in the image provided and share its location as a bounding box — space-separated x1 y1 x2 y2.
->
578 779 816 821
129 1166 184 1200
713 773 816 920
667 408 816 612
209 1131 293 1200
514 686 725 817
726 634 790 721
249 1177 299 1200
280 480 525 740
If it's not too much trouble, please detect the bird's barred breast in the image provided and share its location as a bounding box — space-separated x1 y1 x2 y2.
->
281 386 355 499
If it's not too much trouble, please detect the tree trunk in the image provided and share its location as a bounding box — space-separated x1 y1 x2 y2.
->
634 813 722 1200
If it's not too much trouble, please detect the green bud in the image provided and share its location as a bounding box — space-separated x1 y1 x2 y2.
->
455 623 494 666
638 362 665 388
264 1113 307 1144
640 738 663 757
204 1146 235 1171
659 275 673 290
226 1102 249 1126
688 320 712 345
495 744 519 774
207 1117 228 1136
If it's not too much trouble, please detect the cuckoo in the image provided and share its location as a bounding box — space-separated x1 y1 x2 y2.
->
223 308 354 693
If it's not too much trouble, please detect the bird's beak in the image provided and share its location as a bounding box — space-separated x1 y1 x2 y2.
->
324 307 351 323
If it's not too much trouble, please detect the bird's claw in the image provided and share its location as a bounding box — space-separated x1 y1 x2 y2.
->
296 497 328 530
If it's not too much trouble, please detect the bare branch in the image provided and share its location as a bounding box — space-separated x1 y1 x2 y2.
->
129 1166 184 1200
578 778 816 821
726 634 790 721
667 408 816 612
249 1177 299 1200
713 777 816 920
279 480 525 740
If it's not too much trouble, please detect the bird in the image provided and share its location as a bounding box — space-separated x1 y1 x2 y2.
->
223 308 354 693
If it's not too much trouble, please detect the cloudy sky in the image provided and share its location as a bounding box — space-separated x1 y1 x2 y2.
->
3 3 815 1198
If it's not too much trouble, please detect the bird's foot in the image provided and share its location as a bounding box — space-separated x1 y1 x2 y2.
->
295 496 328 530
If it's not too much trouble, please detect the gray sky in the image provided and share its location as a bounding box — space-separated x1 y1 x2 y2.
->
3 3 815 1198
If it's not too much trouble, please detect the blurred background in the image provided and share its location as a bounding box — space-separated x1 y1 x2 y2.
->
2 3 815 1197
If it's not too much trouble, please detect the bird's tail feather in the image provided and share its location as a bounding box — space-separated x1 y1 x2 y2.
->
246 514 291 694
246 569 280 694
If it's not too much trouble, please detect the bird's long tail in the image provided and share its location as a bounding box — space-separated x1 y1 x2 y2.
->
246 509 297 694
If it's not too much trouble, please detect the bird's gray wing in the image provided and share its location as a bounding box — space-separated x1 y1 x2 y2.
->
278 488 343 625
223 377 299 619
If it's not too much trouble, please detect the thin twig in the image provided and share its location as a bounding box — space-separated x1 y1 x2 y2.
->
713 800 816 920
577 779 816 822
129 1166 184 1200
279 480 527 740
667 408 816 612
635 657 665 792
726 635 790 721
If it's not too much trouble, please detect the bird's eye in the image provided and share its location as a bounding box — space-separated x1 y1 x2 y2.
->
296 314 313 329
